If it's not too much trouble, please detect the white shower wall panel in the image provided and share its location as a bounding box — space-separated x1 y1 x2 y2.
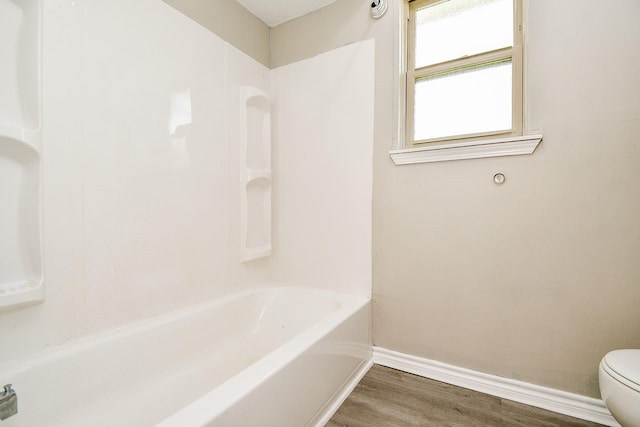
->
75 0 231 331
271 40 375 298
0 0 271 364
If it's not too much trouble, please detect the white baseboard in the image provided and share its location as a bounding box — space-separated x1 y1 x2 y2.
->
311 358 373 427
373 347 619 427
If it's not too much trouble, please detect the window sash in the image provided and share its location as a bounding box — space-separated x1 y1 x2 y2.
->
406 0 523 147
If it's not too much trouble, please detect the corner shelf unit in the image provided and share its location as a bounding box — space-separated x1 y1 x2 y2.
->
240 87 272 262
0 0 43 311
0 127 43 311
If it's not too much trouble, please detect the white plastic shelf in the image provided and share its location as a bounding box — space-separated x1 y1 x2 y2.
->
240 87 272 262
0 0 43 311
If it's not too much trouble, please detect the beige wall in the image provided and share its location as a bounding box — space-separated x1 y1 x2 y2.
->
162 0 270 67
272 0 640 398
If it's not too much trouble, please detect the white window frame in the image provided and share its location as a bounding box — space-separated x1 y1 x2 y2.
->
391 0 542 165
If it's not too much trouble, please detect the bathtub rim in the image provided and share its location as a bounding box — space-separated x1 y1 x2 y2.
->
0 285 368 374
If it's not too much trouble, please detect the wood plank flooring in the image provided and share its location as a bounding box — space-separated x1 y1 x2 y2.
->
327 365 605 427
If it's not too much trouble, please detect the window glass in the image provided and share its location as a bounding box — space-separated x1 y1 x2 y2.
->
415 0 513 68
413 59 512 141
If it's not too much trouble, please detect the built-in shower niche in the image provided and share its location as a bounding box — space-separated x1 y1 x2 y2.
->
1 0 41 130
241 88 272 262
0 134 42 310
0 0 43 310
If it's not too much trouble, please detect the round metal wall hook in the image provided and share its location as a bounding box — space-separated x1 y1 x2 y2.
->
493 173 506 185
370 0 388 19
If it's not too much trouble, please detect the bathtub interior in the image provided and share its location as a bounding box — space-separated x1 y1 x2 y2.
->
157 288 371 427
0 286 370 427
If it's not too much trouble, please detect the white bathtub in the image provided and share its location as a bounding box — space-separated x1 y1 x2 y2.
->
0 286 371 426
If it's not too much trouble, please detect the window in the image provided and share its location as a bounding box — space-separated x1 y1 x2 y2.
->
406 0 523 147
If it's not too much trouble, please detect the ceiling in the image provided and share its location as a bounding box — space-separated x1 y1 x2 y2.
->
235 0 339 27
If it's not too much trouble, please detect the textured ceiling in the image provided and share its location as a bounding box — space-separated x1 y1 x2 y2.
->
235 0 338 27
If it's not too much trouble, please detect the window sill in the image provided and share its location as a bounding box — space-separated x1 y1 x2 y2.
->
389 134 543 165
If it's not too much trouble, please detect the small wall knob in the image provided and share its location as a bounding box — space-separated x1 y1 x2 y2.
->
493 173 506 185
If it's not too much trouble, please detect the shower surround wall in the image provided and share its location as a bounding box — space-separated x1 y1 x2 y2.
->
271 40 374 296
0 0 274 366
0 0 374 380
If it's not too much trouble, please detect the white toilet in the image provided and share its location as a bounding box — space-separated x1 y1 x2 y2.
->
599 349 640 427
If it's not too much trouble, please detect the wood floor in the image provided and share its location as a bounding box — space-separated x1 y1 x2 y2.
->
327 365 605 427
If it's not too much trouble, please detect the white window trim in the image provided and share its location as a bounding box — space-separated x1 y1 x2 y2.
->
391 0 542 165
390 133 542 165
